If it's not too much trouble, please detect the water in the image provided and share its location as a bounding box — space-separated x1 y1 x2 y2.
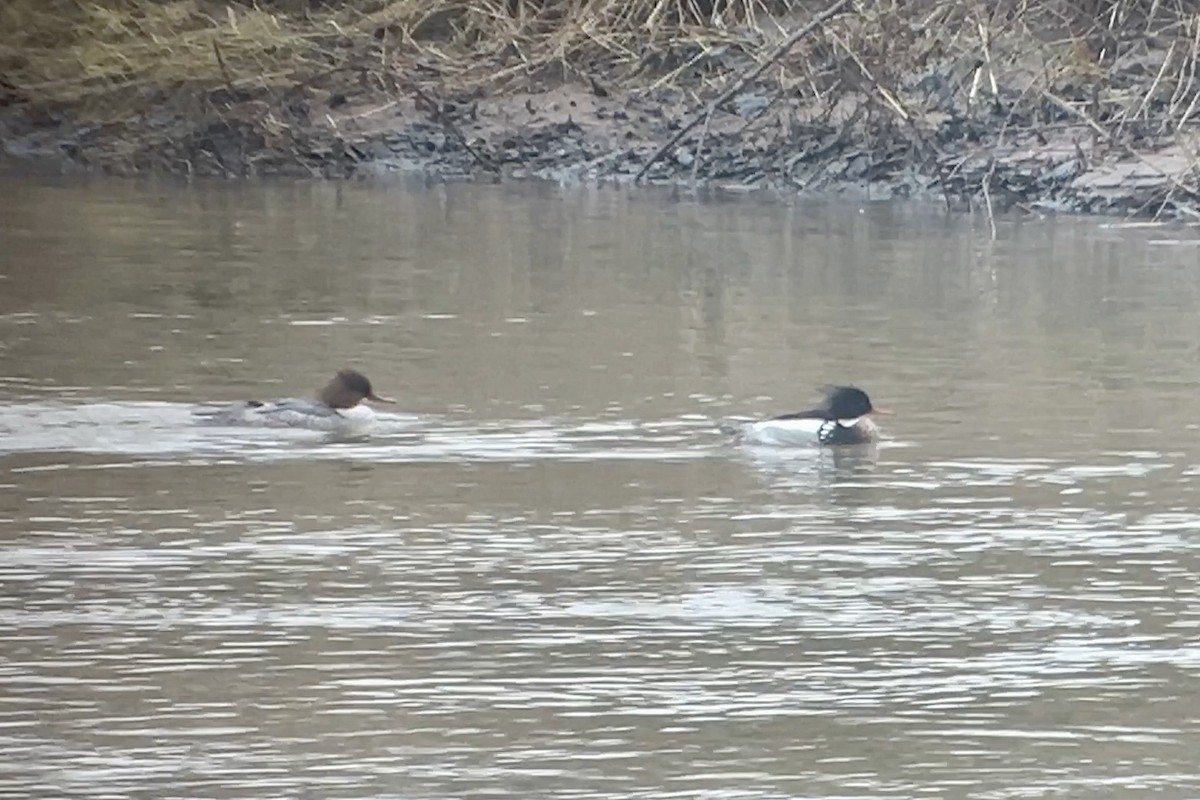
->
3 176 1200 799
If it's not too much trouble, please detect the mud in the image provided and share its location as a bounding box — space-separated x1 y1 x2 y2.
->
2 50 1197 220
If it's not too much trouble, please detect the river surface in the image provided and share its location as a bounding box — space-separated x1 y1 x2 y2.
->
3 176 1200 799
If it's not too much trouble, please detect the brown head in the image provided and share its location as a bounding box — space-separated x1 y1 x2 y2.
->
316 369 395 409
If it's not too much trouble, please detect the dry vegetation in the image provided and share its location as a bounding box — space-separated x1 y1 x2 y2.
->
0 0 1197 213
2 1 1197 103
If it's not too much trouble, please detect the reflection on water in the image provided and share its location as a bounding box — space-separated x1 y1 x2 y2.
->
3 177 1200 799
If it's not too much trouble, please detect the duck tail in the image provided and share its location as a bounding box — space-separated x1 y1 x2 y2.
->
193 400 257 425
715 418 748 438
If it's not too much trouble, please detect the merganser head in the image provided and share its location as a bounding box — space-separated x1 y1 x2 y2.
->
822 385 891 421
317 369 395 409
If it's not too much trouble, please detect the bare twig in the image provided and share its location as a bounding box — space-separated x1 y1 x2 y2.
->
977 19 998 98
981 158 998 240
1119 38 1174 139
825 28 910 122
212 41 236 95
691 107 713 184
1040 88 1111 139
634 0 853 182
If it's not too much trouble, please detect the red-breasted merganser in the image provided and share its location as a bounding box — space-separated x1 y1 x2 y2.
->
197 368 395 432
719 386 890 447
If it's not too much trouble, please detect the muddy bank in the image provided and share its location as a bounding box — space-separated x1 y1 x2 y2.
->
2 2 1198 219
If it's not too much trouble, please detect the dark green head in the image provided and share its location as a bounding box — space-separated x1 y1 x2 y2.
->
823 386 881 419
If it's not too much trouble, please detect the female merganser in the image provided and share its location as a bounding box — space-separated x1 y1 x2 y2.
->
197 368 395 432
719 386 890 447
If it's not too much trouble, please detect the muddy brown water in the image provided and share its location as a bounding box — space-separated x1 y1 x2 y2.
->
3 176 1200 799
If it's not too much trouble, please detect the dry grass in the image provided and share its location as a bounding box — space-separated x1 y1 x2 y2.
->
2 1 350 109
0 0 796 110
1 1 1193 101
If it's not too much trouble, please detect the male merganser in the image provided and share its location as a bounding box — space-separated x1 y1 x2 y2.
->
718 386 890 447
196 368 395 432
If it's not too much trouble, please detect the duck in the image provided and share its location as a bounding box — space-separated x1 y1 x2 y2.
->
196 368 395 432
718 385 890 447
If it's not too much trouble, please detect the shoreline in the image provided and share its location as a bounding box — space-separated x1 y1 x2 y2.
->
3 1 1198 219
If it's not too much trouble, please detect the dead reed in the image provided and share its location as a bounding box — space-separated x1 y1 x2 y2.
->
1 0 1196 206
